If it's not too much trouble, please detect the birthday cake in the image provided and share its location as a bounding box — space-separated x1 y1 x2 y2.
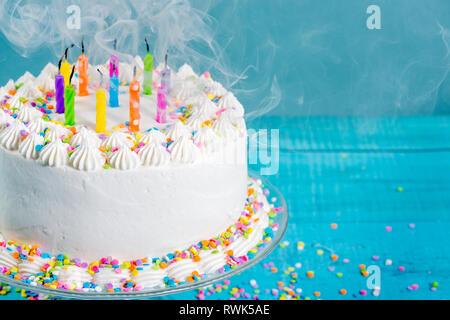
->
0 53 278 292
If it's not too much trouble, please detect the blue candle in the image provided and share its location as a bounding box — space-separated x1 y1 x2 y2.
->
109 63 119 108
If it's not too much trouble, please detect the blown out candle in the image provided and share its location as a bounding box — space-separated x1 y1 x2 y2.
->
78 41 89 96
109 63 119 108
129 69 141 132
156 86 167 124
61 45 74 87
96 88 106 133
55 56 65 114
110 39 119 78
64 66 76 126
161 51 171 95
143 37 153 96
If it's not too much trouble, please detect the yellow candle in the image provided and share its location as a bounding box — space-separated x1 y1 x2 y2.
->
96 88 106 133
61 59 72 87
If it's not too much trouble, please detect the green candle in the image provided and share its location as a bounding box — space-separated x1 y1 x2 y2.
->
64 66 76 126
143 37 153 95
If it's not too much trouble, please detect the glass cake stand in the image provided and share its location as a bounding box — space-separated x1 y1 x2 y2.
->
0 171 288 300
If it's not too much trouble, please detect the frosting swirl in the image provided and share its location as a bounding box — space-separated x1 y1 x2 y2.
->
166 258 203 282
0 120 28 150
186 95 217 117
109 147 140 170
39 139 70 167
16 82 42 100
193 126 219 154
164 121 191 141
18 255 51 277
0 247 18 270
139 129 166 145
16 105 43 122
212 113 239 141
54 265 92 288
177 64 198 80
168 135 199 164
93 267 131 289
44 124 71 142
218 92 244 117
132 264 167 288
70 143 105 171
101 131 135 149
27 118 48 134
19 132 44 160
0 110 13 129
139 141 170 167
199 247 227 274
70 127 101 147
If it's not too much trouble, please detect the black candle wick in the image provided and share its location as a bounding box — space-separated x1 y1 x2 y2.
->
69 65 76 85
65 44 74 61
144 37 149 53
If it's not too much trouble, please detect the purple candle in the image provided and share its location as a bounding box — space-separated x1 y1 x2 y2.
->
109 39 119 78
55 56 65 114
161 51 171 95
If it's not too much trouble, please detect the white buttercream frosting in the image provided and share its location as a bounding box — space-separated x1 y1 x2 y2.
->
101 131 135 149
44 124 71 142
0 247 17 270
19 132 44 160
16 71 35 85
168 135 200 164
132 265 167 288
27 118 48 134
70 127 101 147
109 147 140 170
212 113 240 141
39 140 70 167
174 80 201 101
193 126 219 154
18 255 51 277
167 258 203 282
164 121 191 141
93 267 131 288
54 265 92 287
199 247 227 274
16 82 42 100
70 143 105 171
186 95 218 117
139 129 166 145
16 105 43 122
4 79 16 92
177 64 198 80
185 111 209 130
139 141 170 167
218 92 244 117
0 120 28 150
0 110 13 129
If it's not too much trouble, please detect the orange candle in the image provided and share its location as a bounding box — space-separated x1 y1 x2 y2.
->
78 40 89 96
129 68 140 133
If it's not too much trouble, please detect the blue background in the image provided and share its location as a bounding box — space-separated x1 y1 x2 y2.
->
1 0 450 300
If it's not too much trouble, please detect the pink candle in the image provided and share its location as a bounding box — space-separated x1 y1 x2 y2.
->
156 86 167 124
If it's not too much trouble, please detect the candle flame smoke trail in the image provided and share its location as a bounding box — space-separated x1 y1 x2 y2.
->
0 0 281 120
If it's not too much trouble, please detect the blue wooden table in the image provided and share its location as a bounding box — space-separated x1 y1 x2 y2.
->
2 116 450 300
